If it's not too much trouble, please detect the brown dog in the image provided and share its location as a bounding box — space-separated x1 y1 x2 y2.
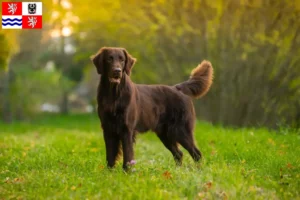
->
91 47 213 170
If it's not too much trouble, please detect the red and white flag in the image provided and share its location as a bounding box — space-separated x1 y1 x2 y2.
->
2 2 42 29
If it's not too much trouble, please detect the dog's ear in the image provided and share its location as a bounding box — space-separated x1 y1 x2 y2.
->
123 49 136 76
90 48 106 74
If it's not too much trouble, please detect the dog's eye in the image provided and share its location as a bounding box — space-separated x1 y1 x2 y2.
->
108 57 113 62
120 57 125 62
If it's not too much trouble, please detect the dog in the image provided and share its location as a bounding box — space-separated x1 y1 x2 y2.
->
91 47 213 170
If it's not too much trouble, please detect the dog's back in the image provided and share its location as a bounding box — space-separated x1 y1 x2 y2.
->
134 84 195 134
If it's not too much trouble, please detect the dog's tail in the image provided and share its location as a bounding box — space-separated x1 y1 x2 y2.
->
174 60 213 99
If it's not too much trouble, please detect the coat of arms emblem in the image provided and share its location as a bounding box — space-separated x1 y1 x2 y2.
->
28 3 36 14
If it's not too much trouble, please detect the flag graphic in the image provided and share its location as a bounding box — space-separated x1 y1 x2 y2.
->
2 2 42 29
2 2 22 15
22 16 42 29
2 16 22 29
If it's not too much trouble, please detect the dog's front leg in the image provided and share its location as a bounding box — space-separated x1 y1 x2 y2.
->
121 130 135 170
104 132 120 168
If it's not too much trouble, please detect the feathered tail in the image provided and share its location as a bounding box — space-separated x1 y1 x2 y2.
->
174 60 213 99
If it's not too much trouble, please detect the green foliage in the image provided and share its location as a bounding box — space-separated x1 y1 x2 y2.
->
0 29 19 72
73 0 300 128
0 33 10 71
0 114 299 199
1 0 300 127
7 68 74 118
0 28 20 71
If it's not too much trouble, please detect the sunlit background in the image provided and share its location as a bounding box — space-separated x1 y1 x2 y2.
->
0 0 299 129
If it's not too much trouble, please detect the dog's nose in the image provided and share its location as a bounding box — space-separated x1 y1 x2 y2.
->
113 68 122 73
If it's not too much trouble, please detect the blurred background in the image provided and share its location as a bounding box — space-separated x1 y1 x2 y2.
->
0 0 299 129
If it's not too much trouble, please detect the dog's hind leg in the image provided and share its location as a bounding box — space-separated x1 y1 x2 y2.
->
177 133 202 162
157 132 183 165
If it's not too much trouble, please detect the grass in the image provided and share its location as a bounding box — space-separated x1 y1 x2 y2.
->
0 114 299 200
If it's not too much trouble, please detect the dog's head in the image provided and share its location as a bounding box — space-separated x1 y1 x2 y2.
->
91 47 136 84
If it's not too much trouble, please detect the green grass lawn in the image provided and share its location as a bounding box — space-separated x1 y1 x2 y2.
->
0 114 299 200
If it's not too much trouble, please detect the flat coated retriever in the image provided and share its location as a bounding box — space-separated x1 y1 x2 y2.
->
91 47 213 170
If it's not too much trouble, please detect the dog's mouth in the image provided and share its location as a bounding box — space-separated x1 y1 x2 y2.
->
109 75 121 84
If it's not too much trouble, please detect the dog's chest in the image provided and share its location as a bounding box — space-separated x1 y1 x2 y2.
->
99 100 126 122
103 110 128 134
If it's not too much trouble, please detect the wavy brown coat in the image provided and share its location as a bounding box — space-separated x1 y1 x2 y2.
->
91 47 213 170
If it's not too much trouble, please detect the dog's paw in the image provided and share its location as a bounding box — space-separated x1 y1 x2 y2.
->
123 160 137 172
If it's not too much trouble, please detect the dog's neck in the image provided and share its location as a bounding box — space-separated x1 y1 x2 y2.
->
99 74 131 102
